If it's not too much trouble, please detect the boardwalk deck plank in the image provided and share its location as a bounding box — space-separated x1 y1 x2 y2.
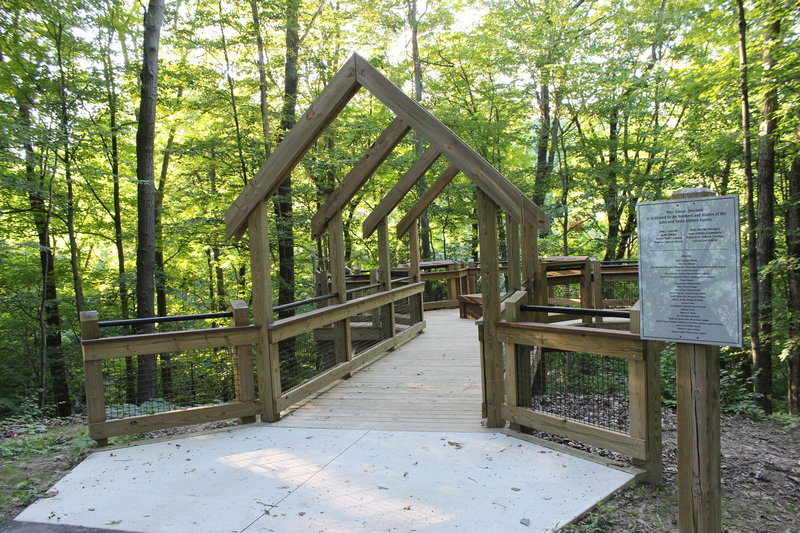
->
276 309 486 431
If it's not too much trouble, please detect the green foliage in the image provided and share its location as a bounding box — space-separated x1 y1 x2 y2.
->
719 364 762 418
104 399 184 419
0 419 94 461
661 346 764 416
559 502 616 532
768 411 800 431
0 0 798 416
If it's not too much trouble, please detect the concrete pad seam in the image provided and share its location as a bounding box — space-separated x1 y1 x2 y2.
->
240 429 371 532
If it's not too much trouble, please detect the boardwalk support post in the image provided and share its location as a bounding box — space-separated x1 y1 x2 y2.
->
249 200 280 422
477 188 504 428
329 211 353 366
672 187 721 532
231 299 257 424
80 310 108 447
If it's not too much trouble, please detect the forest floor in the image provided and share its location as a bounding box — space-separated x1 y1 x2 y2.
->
0 410 797 532
562 410 800 533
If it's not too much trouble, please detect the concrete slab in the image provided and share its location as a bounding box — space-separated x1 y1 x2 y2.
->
15 426 633 533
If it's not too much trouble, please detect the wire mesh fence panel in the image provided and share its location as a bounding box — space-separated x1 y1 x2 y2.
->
549 283 581 305
392 294 423 331
346 283 380 300
520 347 630 433
602 279 639 308
279 325 337 394
101 348 238 420
498 273 508 295
394 296 412 330
424 278 448 303
350 304 393 355
274 301 319 321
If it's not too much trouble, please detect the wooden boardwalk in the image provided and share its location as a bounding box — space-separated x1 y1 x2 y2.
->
276 309 485 431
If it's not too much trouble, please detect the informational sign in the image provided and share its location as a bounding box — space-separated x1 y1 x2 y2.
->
637 195 742 346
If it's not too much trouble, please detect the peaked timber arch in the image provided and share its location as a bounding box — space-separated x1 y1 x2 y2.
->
224 54 549 427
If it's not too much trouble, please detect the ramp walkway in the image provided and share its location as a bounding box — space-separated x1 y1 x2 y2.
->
275 309 483 431
12 311 635 533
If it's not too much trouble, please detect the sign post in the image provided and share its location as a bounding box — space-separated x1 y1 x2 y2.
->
637 188 742 533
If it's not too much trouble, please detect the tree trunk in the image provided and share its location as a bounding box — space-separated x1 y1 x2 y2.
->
533 78 552 208
218 0 248 185
208 166 226 312
250 0 271 158
736 0 757 387
408 0 432 260
102 39 136 404
155 113 177 398
135 0 165 404
274 0 299 321
753 12 780 415
616 207 637 259
603 108 621 261
787 135 800 413
54 22 85 315
19 101 71 416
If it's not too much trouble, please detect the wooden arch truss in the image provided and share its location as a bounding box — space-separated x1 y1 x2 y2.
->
224 54 549 427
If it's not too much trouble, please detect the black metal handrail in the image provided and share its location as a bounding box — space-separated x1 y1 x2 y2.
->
520 305 631 319
99 311 234 328
98 293 341 327
346 282 382 295
274 293 339 311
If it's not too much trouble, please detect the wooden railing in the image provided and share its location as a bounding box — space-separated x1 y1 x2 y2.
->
539 258 639 323
339 261 481 312
80 283 425 445
79 300 259 446
266 282 425 413
378 257 640 321
486 292 662 483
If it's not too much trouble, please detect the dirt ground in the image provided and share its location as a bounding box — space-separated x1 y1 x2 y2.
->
1 411 798 532
562 410 800 533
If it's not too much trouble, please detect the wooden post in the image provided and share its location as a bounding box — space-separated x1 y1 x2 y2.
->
517 217 538 434
458 261 468 296
521 218 538 308
629 302 663 484
408 223 424 324
522 215 547 397
79 311 107 447
329 211 353 365
477 320 487 418
314 268 329 303
591 259 604 323
579 257 593 324
466 260 477 294
446 262 459 303
377 218 396 340
230 300 256 424
477 188 504 428
671 187 721 533
248 200 280 422
502 291 528 432
677 343 721 531
507 218 521 292
409 222 421 283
